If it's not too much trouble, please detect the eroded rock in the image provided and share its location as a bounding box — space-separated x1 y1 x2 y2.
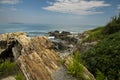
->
0 32 61 80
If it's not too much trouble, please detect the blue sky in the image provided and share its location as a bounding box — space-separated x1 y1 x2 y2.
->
0 0 120 25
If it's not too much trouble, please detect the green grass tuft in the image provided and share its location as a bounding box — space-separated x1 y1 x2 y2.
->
67 52 85 79
0 60 16 76
83 27 104 42
15 73 25 80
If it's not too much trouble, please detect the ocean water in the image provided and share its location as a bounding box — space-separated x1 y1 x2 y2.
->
0 23 98 37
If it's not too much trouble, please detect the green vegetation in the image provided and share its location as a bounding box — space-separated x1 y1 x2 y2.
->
66 13 120 80
83 27 104 42
82 31 120 80
103 13 120 34
0 60 16 76
96 70 107 80
67 52 85 79
0 60 25 80
83 13 120 42
60 59 65 65
80 13 120 80
15 73 25 80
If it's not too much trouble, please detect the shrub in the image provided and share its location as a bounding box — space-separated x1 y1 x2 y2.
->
0 60 16 76
82 31 120 80
96 69 107 80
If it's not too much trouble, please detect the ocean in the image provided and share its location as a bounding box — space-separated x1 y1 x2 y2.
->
0 23 98 37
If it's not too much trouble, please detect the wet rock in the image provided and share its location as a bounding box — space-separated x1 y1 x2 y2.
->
49 31 78 45
65 37 78 44
60 31 71 36
49 30 60 38
49 31 71 39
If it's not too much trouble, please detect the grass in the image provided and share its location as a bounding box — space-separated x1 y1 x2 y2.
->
0 59 25 80
0 60 16 76
15 73 25 80
61 59 65 65
67 52 86 79
103 13 120 34
82 27 104 42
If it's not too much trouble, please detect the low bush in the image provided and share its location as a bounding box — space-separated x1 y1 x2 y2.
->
96 69 107 80
82 31 120 80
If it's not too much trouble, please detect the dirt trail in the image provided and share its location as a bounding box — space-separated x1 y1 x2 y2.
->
52 66 77 80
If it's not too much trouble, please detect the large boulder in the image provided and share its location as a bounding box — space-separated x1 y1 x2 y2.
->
0 32 27 61
49 30 60 38
0 32 61 80
60 31 71 37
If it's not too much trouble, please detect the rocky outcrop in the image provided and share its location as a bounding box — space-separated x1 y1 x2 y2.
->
49 31 78 44
0 32 96 80
0 32 61 80
49 31 71 38
0 32 27 61
49 31 78 58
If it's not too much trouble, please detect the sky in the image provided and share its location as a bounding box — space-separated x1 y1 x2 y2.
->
0 0 120 25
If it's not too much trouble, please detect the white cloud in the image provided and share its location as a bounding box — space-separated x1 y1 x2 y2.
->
43 0 111 15
0 0 20 4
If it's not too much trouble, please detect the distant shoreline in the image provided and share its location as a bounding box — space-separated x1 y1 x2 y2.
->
8 22 24 24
